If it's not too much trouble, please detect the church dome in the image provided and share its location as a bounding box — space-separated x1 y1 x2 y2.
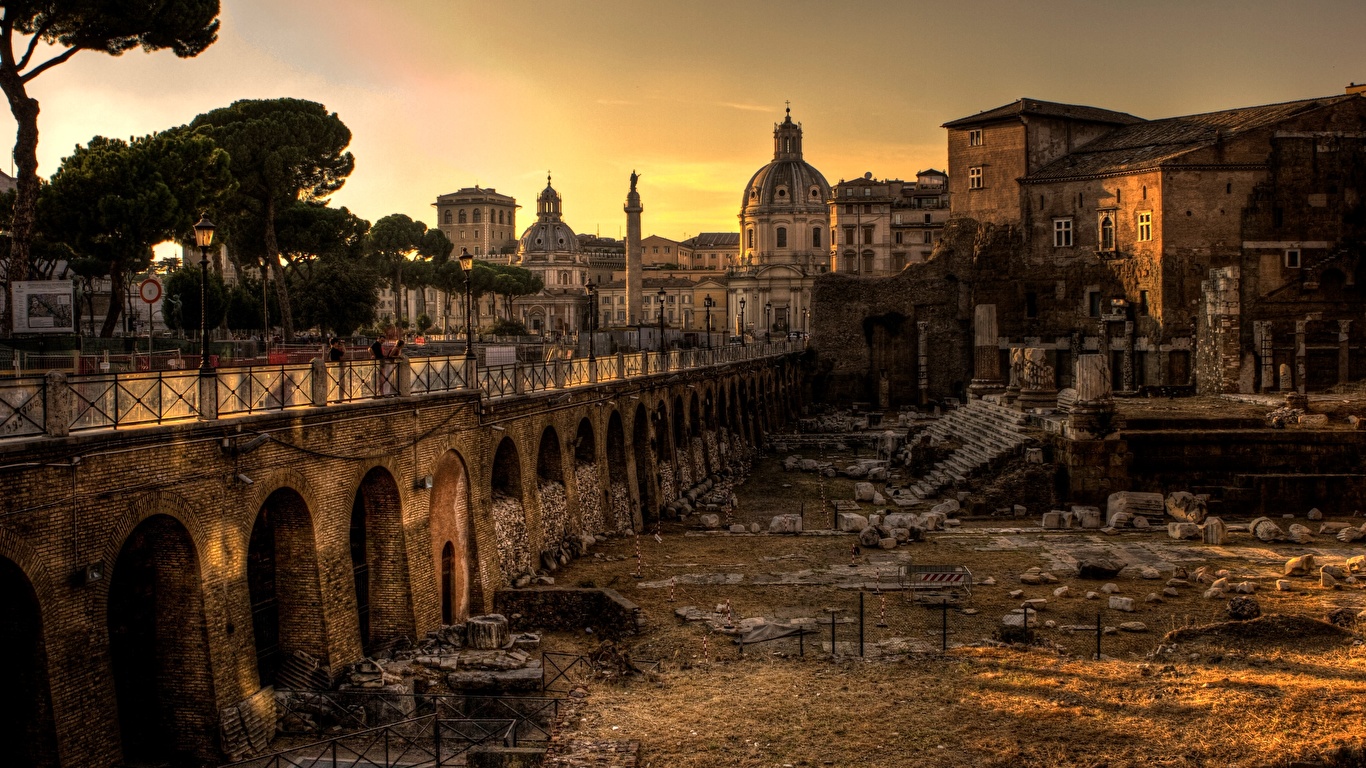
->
519 174 579 258
740 109 830 212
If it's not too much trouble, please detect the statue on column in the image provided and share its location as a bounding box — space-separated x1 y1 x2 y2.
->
630 170 639 191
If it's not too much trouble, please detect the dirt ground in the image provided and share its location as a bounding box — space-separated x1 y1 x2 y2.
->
540 447 1366 768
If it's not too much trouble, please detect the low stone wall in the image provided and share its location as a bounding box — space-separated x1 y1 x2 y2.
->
494 587 639 638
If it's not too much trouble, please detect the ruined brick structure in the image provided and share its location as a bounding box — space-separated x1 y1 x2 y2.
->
810 90 1366 399
0 357 800 767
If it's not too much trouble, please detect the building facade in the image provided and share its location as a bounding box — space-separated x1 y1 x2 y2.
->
731 108 831 338
433 187 520 259
828 170 950 276
512 177 590 335
678 232 739 271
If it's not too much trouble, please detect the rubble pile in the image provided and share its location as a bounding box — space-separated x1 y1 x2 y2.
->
704 430 721 473
658 461 676 506
538 481 570 551
691 437 708 482
677 450 694 489
491 493 532 586
575 463 606 532
609 482 633 531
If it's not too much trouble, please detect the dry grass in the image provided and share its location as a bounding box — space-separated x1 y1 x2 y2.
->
542 450 1366 767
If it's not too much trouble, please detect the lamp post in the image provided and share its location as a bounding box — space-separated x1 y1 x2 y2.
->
738 296 746 346
802 306 809 335
586 280 597 363
192 214 216 374
703 294 714 349
459 248 475 360
764 301 772 341
657 286 667 356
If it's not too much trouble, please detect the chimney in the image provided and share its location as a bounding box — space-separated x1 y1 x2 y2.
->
1347 82 1366 96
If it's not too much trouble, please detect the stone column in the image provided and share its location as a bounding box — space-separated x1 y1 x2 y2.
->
397 357 413 397
1121 321 1135 392
1067 354 1114 439
197 371 218 421
1338 320 1352 386
624 174 643 326
967 304 1004 398
916 320 929 405
1295 319 1307 394
1003 348 1023 406
1016 348 1059 412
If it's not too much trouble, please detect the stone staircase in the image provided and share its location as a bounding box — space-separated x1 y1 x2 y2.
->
909 399 1035 500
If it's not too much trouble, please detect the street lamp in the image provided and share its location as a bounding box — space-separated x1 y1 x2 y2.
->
459 248 475 360
192 213 216 374
586 280 597 363
703 294 714 349
802 306 809 335
657 286 667 356
738 296 746 346
764 301 772 340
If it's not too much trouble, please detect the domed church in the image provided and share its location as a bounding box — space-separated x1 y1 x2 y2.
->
730 107 831 338
513 175 590 334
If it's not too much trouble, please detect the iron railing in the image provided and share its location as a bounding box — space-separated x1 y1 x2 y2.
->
221 714 516 768
275 689 561 743
3 340 803 440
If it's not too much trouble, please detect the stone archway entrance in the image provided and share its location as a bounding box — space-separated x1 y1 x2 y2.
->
248 489 327 687
350 467 415 654
431 450 476 624
0 556 57 768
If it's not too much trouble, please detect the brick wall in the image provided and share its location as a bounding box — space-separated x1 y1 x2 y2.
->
0 360 797 767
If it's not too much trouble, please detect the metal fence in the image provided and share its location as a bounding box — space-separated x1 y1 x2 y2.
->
274 689 561 744
222 714 517 768
0 340 803 441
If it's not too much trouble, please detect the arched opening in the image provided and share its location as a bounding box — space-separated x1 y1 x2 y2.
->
573 418 605 534
248 489 326 688
491 437 531 583
672 396 692 488
350 467 414 654
109 515 216 764
607 411 632 531
655 402 676 506
0 557 57 768
688 391 708 480
431 450 477 623
537 427 569 561
633 405 656 527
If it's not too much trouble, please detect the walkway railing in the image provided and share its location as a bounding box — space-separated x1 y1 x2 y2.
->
1 340 803 441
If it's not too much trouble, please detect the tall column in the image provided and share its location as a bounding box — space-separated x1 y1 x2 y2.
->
624 171 643 326
968 304 1004 399
1254 321 1273 392
1295 319 1308 394
1121 320 1135 392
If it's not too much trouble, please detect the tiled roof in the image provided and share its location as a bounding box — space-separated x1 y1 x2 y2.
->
942 98 1144 129
1025 95 1355 181
682 232 739 248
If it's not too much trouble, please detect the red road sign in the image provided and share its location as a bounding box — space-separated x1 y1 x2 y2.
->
138 278 162 304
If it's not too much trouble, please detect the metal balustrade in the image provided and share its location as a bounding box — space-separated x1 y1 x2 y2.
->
1 340 802 441
221 714 517 768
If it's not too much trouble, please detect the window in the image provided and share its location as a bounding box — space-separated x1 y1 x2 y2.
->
498 210 504 224
843 204 854 214
1025 292 1038 319
844 227 856 245
863 188 871 197
776 227 787 248
747 229 754 248
1053 218 1073 247
1138 291 1150 315
924 214 932 223
1285 249 1301 268
1137 211 1152 242
862 226 874 244
473 209 482 223
617 310 625 321
1099 213 1115 251
664 247 670 254
923 231 933 244
862 204 871 214
443 210 452 225
652 247 658 254
893 213 902 225
812 228 822 248
968 129 983 147
895 232 903 244
844 188 852 197
1088 291 1102 317
968 167 983 189
458 209 467 224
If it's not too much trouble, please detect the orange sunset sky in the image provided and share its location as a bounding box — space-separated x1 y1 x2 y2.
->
8 0 1366 242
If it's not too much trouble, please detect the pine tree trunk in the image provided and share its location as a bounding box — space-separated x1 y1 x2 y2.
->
100 269 125 338
264 198 294 338
393 263 404 326
0 69 39 337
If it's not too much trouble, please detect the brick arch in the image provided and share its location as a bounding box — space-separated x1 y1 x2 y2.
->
0 529 61 768
245 483 328 686
631 402 656 528
242 467 322 540
348 465 416 653
429 448 477 623
346 456 409 520
102 490 216 585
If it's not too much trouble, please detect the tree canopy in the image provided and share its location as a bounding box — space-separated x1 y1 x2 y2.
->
0 0 221 335
365 213 452 324
38 129 232 336
189 98 355 337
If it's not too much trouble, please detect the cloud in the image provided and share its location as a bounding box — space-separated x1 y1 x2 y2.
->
715 101 773 112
